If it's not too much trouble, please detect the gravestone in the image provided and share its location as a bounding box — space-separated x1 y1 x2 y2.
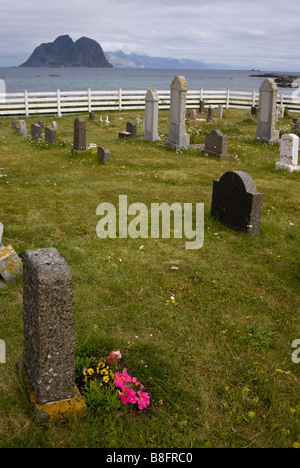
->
275 134 300 172
144 88 159 142
73 118 87 153
89 112 95 121
126 122 137 138
38 120 44 129
0 222 23 289
165 76 190 150
251 106 258 117
277 106 285 119
31 123 42 141
18 120 27 136
217 105 224 119
199 100 206 113
203 129 229 159
12 120 17 130
190 109 197 121
207 106 214 123
20 248 86 421
211 171 263 236
97 146 110 163
45 126 56 144
51 121 58 131
254 79 279 144
291 118 300 136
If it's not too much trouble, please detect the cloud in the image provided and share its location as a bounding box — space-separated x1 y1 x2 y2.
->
0 0 299 70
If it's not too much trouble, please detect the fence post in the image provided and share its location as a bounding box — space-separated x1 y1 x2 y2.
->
226 89 230 109
24 90 29 117
252 91 256 107
88 88 92 113
119 88 122 110
200 88 203 101
56 89 62 117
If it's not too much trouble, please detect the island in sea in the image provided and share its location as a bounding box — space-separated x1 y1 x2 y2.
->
19 35 113 68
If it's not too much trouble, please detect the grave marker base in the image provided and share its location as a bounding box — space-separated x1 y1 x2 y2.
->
16 361 86 422
275 162 300 172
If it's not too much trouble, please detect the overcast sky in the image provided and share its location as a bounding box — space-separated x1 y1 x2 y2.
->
1 0 299 71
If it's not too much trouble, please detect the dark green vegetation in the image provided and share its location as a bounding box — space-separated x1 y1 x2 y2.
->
0 109 299 448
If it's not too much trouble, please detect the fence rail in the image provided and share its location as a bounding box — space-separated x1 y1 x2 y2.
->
0 87 299 117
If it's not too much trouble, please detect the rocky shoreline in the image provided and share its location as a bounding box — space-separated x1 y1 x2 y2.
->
250 72 300 88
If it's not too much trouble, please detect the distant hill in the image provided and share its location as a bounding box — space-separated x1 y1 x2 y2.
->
19 35 113 68
105 50 233 70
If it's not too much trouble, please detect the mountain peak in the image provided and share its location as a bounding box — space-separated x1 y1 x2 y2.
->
19 35 113 68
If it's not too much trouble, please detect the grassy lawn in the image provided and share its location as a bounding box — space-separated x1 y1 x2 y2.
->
0 107 299 448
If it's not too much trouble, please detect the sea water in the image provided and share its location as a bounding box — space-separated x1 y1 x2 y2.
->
0 67 294 94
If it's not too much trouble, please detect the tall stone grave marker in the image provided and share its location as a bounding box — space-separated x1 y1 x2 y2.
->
217 105 224 119
97 146 110 163
144 88 159 142
255 79 279 144
165 76 190 150
275 134 300 172
199 100 206 113
203 129 229 159
73 117 88 153
207 106 214 123
20 248 86 421
211 171 264 236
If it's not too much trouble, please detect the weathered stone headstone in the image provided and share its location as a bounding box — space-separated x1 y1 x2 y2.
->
12 120 17 130
203 129 229 159
217 105 224 119
31 123 42 141
73 117 87 153
18 120 27 136
45 126 56 144
0 222 23 289
97 146 110 163
38 120 44 129
275 134 300 172
89 112 95 121
165 76 190 150
199 100 206 113
254 79 279 144
51 121 58 131
277 106 285 119
207 106 214 123
251 106 258 117
20 248 86 421
291 118 300 136
211 171 263 236
144 88 159 142
126 122 137 138
190 109 197 121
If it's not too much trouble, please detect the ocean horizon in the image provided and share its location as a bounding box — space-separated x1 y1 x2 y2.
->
0 67 297 95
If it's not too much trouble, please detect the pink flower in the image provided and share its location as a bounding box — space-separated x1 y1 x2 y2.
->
119 387 138 405
108 350 122 363
114 370 132 389
137 391 150 410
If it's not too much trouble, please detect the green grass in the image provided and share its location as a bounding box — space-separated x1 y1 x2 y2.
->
0 108 299 448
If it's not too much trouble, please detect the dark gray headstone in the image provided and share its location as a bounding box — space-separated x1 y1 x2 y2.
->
251 106 258 116
22 248 75 404
97 146 110 163
31 123 42 141
38 120 44 129
45 126 56 144
126 122 137 138
73 117 86 152
207 106 214 122
211 171 263 236
203 129 229 159
199 100 206 113
89 112 95 121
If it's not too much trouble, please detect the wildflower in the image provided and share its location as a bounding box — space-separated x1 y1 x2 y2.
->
137 391 150 410
108 349 122 363
119 387 138 405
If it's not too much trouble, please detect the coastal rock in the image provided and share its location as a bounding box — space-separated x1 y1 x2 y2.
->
20 35 113 68
250 73 300 88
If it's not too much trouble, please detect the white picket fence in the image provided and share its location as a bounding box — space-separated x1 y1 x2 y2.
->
0 87 299 117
